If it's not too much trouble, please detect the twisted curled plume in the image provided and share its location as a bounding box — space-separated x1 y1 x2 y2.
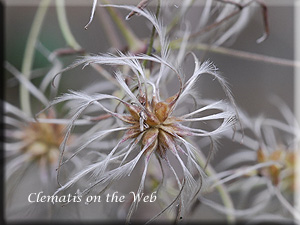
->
42 4 240 222
206 99 300 221
84 0 152 30
51 3 240 125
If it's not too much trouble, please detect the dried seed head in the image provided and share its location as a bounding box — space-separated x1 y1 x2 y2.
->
21 113 66 164
120 91 190 158
257 148 295 191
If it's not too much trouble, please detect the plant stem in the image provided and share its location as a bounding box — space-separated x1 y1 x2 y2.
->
142 0 160 68
189 139 235 224
202 44 299 67
55 0 81 50
20 0 50 116
55 0 118 86
101 0 144 53
204 162 235 224
98 7 122 49
169 40 300 68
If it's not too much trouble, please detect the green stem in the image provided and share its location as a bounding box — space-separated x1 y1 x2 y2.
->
203 157 235 224
55 0 118 86
142 0 160 68
101 0 144 52
190 139 235 224
20 0 50 116
55 0 81 50
98 7 122 49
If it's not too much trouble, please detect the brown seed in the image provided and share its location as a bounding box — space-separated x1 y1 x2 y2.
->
154 102 170 122
142 128 159 146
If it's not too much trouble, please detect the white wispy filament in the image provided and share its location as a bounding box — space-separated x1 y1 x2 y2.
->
48 5 238 222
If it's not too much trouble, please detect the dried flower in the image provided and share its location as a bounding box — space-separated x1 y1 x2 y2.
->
202 100 299 223
4 60 87 219
49 5 237 222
